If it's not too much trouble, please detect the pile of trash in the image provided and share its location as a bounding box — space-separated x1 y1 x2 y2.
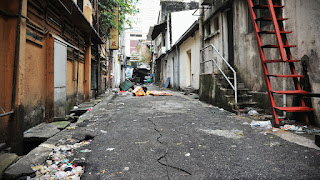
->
280 125 320 134
27 139 92 179
118 84 173 97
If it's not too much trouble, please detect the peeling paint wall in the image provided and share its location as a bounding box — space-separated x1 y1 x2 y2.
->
285 0 320 125
201 0 320 125
23 38 47 128
0 1 18 143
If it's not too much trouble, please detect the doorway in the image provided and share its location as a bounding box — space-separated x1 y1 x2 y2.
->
53 39 67 118
226 9 234 67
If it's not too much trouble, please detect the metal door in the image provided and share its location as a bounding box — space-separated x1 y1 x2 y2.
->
54 39 67 118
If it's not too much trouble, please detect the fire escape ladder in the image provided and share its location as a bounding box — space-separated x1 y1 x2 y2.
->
247 0 314 126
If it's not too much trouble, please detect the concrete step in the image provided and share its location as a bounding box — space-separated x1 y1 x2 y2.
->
231 101 259 109
0 153 19 180
225 94 253 103
24 121 70 142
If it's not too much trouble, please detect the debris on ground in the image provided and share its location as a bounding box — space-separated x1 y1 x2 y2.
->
148 91 173 96
132 86 145 96
27 139 92 179
119 79 134 91
248 109 259 116
250 120 272 130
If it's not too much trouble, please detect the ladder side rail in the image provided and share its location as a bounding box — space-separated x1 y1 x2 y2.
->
247 0 279 125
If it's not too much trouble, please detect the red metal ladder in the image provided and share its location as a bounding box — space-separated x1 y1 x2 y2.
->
247 0 314 126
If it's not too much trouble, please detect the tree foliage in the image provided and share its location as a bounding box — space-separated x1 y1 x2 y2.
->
99 0 139 39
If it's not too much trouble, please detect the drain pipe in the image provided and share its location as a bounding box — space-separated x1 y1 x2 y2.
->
76 38 80 105
11 0 23 111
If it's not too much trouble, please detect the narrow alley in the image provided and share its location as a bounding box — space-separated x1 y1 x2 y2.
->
5 86 319 179
1 0 320 179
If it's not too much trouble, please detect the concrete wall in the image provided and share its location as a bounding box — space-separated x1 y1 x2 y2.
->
0 1 19 143
179 30 200 89
285 0 320 125
23 38 47 128
83 0 93 25
171 10 199 45
201 0 320 125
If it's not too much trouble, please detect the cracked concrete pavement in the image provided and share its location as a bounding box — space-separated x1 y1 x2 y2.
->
65 85 320 180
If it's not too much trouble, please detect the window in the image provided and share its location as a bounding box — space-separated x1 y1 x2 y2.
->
205 22 211 37
130 34 143 37
214 17 219 32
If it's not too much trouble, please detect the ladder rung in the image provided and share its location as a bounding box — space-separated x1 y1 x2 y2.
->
259 31 292 34
275 106 314 112
256 17 288 21
267 74 304 78
264 59 300 63
261 45 296 48
271 90 309 95
253 5 284 9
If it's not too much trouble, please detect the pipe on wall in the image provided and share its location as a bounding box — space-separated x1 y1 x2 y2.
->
11 0 23 111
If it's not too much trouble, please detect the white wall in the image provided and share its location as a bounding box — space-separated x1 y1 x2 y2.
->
171 10 199 46
179 30 200 89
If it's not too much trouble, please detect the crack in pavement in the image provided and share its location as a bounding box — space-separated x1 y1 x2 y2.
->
147 116 192 179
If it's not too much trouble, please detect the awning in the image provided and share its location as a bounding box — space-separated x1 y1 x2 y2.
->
151 22 167 40
53 0 104 44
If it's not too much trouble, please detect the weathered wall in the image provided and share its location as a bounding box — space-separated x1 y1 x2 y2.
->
23 39 47 129
179 30 200 89
83 0 93 25
160 0 199 23
230 0 320 124
0 1 18 142
166 50 177 88
285 0 320 125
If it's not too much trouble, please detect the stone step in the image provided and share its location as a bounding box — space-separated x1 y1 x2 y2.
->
0 153 19 180
231 101 259 109
225 94 253 102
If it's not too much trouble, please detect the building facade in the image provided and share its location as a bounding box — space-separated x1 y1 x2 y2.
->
0 0 104 153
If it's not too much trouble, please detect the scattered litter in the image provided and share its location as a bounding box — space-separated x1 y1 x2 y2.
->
219 108 224 111
231 145 237 148
123 167 130 171
242 122 249 125
280 125 299 131
234 132 244 136
88 107 92 112
250 120 272 130
185 153 191 157
28 139 91 179
66 127 76 130
176 142 182 145
73 106 78 109
100 130 107 134
132 86 146 96
133 120 137 122
80 149 92 153
148 91 173 96
270 142 280 147
106 148 115 151
248 109 259 116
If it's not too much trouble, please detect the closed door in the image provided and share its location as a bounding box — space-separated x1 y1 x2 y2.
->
54 39 67 118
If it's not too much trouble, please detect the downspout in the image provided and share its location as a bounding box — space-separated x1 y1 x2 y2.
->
96 45 100 98
176 45 180 88
11 0 23 110
76 37 80 105
199 3 204 73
